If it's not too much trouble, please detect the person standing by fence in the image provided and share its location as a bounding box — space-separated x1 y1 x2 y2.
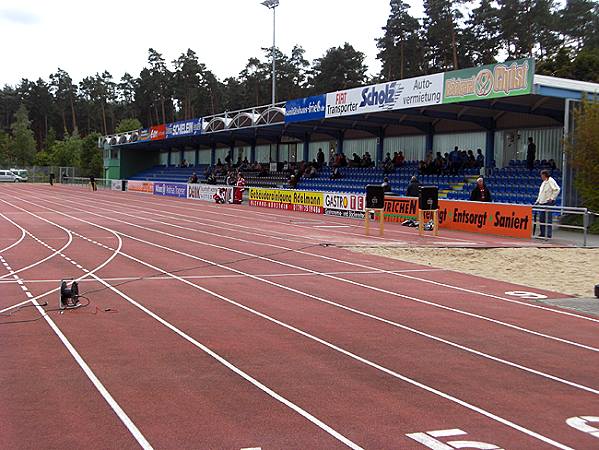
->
535 169 561 238
89 175 97 191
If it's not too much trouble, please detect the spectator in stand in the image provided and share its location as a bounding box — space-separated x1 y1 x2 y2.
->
394 151 405 168
548 159 557 170
189 172 199 184
350 153 361 167
329 151 335 167
467 150 476 168
406 176 421 197
180 159 188 168
381 177 392 193
443 153 450 174
235 155 243 167
527 137 536 170
289 174 298 189
216 158 223 168
450 146 460 174
470 177 491 202
434 152 444 174
330 167 343 179
383 153 394 173
305 164 318 178
206 171 217 184
536 170 561 238
476 149 484 168
317 148 325 168
225 151 232 167
362 152 373 168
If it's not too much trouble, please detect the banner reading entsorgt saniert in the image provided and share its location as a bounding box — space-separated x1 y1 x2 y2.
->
249 188 324 214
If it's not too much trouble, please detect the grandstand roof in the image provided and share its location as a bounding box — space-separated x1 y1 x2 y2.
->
101 59 599 150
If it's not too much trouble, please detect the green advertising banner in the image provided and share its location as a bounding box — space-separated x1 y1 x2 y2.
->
443 58 535 104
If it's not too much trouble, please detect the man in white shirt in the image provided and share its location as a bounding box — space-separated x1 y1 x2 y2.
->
536 169 561 238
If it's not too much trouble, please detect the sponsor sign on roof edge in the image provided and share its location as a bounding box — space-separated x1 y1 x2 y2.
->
325 73 443 119
285 95 326 123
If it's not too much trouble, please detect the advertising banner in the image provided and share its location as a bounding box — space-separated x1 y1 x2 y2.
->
138 128 150 142
150 124 166 141
249 188 324 214
324 192 366 219
111 180 122 191
285 95 326 123
166 119 203 138
325 73 443 119
443 58 534 104
436 200 532 238
127 180 154 194
153 182 187 198
187 184 232 203
382 196 419 222
381 196 532 238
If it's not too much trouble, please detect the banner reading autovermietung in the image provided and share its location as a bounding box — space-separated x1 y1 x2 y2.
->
443 58 535 104
325 73 443 119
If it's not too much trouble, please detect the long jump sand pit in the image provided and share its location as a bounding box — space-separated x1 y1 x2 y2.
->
352 246 599 298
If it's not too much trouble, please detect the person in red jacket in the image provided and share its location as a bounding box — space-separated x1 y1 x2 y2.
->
233 172 246 204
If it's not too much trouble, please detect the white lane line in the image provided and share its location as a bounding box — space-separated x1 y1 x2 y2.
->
0 211 153 450
55 190 599 324
103 241 574 450
0 213 26 253
61 203 599 353
2 195 363 450
0 268 447 285
25 291 33 298
12 194 580 449
0 202 121 316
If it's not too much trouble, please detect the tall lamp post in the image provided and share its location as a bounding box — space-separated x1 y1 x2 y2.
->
261 0 279 105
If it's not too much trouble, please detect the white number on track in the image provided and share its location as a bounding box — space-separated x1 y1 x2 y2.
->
505 291 548 299
566 416 599 438
406 428 503 449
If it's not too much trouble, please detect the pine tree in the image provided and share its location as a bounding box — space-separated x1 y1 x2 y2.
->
376 0 423 80
9 104 36 166
465 0 500 65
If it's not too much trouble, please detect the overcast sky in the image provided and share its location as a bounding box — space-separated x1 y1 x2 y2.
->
0 0 426 87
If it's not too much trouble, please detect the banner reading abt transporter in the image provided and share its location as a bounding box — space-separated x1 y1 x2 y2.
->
325 73 443 119
249 188 324 214
324 192 365 219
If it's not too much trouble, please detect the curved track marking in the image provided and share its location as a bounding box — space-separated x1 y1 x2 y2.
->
6 195 578 450
27 193 599 353
37 188 599 324
0 199 122 314
0 213 26 254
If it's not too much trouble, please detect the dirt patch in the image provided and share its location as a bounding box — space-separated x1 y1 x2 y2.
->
351 247 599 297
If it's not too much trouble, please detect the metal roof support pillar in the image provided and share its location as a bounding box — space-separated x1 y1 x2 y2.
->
302 133 310 162
336 131 344 155
275 139 281 162
167 148 172 167
194 147 199 167
210 142 216 166
376 128 385 165
425 131 434 154
180 148 185 166
485 130 495 170
229 142 235 165
250 139 256 163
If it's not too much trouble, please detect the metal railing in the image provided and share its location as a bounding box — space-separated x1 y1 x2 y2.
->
62 177 113 190
532 204 595 247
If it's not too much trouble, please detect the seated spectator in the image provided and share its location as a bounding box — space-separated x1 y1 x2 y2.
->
548 159 557 170
476 149 484 168
189 172 199 184
350 153 361 167
381 177 391 193
397 151 405 167
383 153 394 173
406 176 421 197
216 158 223 167
361 152 373 168
330 167 343 179
289 174 298 189
304 164 318 178
434 152 444 174
470 177 492 202
206 172 217 184
180 159 188 168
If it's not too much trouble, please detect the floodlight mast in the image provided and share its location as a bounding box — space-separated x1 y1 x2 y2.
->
261 0 279 105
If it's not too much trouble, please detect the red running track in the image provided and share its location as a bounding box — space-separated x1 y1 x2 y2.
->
0 184 598 450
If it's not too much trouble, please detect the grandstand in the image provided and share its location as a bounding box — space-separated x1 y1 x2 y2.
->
101 59 598 207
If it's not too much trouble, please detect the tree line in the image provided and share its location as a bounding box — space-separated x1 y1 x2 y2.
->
0 0 597 170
